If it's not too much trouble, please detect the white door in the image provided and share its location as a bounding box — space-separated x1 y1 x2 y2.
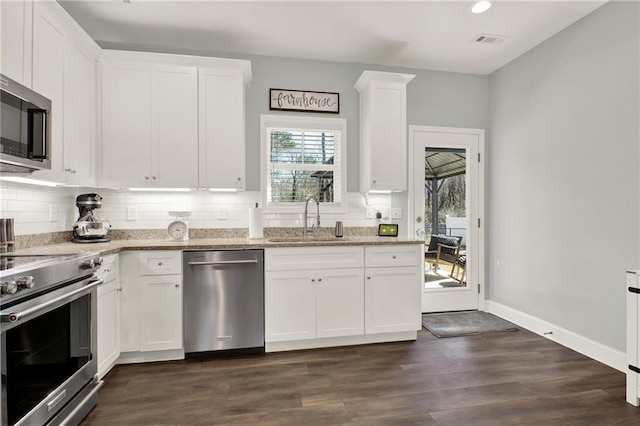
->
409 126 485 313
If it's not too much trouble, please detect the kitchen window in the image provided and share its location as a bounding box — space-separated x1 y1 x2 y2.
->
261 115 347 209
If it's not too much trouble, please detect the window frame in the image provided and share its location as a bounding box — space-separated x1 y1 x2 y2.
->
260 114 347 213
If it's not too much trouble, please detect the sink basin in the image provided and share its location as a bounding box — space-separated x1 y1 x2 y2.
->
268 237 348 243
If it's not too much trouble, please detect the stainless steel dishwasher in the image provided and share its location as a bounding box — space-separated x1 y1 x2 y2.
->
183 250 264 356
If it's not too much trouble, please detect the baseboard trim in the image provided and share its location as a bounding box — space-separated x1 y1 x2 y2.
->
485 300 625 372
266 331 417 352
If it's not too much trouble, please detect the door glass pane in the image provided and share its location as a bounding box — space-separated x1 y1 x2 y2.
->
423 148 469 290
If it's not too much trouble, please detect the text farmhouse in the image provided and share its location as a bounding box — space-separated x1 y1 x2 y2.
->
269 89 340 113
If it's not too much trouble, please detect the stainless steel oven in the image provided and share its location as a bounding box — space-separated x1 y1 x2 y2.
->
0 253 103 426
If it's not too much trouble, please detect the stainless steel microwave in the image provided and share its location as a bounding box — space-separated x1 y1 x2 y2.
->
0 73 51 173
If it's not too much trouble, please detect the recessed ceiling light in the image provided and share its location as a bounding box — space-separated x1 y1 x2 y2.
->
470 0 492 14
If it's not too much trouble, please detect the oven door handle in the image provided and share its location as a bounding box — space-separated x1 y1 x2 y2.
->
1 279 103 323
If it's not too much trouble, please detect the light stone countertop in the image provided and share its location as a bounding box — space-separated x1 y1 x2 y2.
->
12 236 424 257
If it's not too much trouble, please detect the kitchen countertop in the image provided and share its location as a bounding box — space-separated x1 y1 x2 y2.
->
12 236 424 256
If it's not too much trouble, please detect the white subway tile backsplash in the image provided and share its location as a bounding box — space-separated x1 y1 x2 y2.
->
1 181 391 236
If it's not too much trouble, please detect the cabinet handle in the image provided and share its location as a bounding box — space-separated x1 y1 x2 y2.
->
64 168 71 172
104 269 110 273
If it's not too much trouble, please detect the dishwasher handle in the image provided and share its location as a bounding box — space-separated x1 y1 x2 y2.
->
187 259 258 266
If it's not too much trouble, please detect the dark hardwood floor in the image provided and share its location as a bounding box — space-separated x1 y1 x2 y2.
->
82 329 640 425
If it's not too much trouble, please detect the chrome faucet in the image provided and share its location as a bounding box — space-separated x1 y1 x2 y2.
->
303 195 320 237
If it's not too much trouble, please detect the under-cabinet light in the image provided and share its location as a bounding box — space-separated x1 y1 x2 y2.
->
208 188 238 192
128 188 191 192
0 176 61 187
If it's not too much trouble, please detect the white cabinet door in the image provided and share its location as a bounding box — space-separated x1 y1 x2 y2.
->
198 67 245 189
64 41 96 186
365 266 422 334
355 71 414 192
97 278 121 379
265 270 316 342
152 64 198 187
139 276 183 351
31 1 67 183
119 252 141 352
316 268 364 338
1 0 32 85
101 61 153 188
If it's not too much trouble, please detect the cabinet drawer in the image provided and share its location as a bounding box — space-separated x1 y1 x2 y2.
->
265 246 363 271
97 254 119 283
138 251 182 275
365 245 422 268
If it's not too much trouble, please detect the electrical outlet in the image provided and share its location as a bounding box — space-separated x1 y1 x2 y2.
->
49 205 58 222
126 206 137 221
365 208 376 219
219 209 227 220
391 208 402 219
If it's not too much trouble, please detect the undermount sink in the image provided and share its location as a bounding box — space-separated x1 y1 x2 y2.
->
268 237 349 243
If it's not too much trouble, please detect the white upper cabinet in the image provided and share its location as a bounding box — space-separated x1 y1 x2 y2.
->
100 51 250 189
101 57 199 188
355 71 415 192
31 0 66 183
198 67 247 189
1 0 32 85
64 38 99 186
29 0 101 185
101 60 153 187
153 64 198 188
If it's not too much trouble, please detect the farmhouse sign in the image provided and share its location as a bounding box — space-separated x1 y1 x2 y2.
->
269 88 340 114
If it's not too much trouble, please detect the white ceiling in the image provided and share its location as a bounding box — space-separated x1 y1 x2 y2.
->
58 0 607 75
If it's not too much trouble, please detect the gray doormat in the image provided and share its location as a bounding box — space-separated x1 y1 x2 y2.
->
422 311 519 338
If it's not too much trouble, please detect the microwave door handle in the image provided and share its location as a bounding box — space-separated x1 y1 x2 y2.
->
27 108 47 159
0 279 102 324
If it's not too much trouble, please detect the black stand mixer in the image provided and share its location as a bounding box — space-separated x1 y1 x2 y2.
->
72 193 111 243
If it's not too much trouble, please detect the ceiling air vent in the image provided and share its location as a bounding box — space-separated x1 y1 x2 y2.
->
473 34 507 44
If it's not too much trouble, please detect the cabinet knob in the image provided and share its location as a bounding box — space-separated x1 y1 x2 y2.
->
145 176 149 180
237 177 242 181
117 287 122 292
174 283 180 288
392 255 397 259
311 278 316 282
367 276 372 280
372 180 377 185
104 268 110 273
158 262 163 266
152 176 156 180
71 169 77 174
318 278 323 282
64 168 71 172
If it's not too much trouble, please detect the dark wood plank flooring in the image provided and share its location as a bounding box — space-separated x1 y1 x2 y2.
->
82 329 640 425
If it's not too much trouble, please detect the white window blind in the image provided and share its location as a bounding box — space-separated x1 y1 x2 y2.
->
267 128 341 204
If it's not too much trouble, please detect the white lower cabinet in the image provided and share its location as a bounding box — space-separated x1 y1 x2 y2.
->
119 251 183 357
364 245 423 334
265 267 364 342
265 244 421 349
96 254 120 379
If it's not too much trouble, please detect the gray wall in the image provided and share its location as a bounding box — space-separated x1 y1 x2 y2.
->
99 41 489 193
488 1 639 351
